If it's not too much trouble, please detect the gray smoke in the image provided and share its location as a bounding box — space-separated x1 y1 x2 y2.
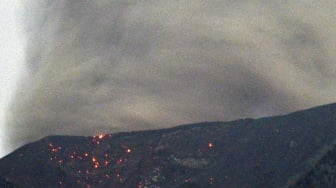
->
5 0 336 153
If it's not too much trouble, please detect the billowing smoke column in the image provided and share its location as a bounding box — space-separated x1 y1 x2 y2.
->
5 0 336 153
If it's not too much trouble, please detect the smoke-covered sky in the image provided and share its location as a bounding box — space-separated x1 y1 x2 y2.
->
2 0 336 157
0 0 24 157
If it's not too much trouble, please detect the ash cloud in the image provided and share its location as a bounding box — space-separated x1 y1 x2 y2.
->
5 0 336 152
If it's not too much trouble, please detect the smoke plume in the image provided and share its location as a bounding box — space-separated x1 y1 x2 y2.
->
5 0 336 153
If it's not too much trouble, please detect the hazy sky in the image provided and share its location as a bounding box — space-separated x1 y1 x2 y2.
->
2 0 336 157
0 0 24 157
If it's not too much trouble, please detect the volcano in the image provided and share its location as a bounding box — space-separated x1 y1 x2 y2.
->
1 103 336 187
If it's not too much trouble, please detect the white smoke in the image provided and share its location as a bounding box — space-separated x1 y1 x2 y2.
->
0 0 25 157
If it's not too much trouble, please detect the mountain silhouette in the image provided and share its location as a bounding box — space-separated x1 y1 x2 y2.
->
1 103 336 187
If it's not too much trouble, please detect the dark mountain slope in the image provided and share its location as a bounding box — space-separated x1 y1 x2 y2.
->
0 177 15 188
1 103 336 187
289 140 336 188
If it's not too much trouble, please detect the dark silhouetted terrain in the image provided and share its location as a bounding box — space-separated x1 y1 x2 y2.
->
0 176 15 188
290 140 336 188
1 103 336 187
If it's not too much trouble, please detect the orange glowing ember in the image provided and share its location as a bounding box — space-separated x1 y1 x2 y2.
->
126 148 132 153
208 142 214 148
92 157 96 162
98 134 104 139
